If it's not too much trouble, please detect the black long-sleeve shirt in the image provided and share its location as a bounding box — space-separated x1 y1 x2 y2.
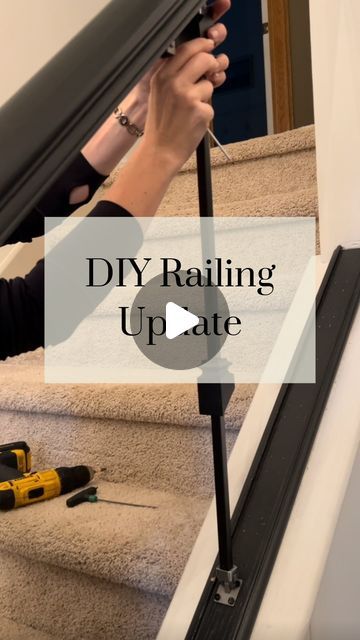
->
0 153 132 360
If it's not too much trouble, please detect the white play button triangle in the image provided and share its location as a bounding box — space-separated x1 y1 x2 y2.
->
165 302 199 340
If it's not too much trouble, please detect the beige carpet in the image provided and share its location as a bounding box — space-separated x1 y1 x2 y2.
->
0 356 245 639
0 353 253 498
2 616 54 640
0 551 169 640
0 480 209 595
0 126 317 639
106 124 318 219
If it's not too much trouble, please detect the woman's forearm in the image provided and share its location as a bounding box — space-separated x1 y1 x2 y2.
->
104 141 179 217
81 91 148 176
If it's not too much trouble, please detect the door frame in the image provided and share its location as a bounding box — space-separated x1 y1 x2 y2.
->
266 0 294 133
261 0 274 134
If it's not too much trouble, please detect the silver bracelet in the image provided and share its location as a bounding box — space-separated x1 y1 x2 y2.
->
114 106 144 138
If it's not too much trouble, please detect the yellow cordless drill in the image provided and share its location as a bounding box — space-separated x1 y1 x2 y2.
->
0 441 94 510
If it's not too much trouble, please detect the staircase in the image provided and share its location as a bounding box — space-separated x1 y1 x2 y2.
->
0 126 317 639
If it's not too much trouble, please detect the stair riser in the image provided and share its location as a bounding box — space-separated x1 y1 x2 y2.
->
0 410 237 497
0 551 168 640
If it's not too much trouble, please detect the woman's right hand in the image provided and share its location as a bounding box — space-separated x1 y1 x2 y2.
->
104 37 229 217
142 37 229 173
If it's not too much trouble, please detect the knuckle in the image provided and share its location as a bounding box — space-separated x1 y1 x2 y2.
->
215 54 228 71
221 54 230 69
183 89 198 109
205 80 215 96
193 110 204 126
185 91 199 110
201 52 216 68
169 77 183 96
182 37 209 56
195 104 214 126
183 91 195 107
205 105 215 123
197 37 213 52
214 71 227 87
211 56 221 72
196 51 209 67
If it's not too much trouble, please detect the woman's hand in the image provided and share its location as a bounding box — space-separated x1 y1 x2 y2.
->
130 0 231 106
142 37 230 172
101 4 231 217
81 1 231 179
104 36 229 217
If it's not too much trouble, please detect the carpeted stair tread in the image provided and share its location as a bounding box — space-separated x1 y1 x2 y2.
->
158 126 317 218
157 186 318 218
104 125 317 219
0 355 254 430
182 124 315 168
0 551 169 640
0 480 209 598
1 616 56 640
158 150 317 218
0 410 238 497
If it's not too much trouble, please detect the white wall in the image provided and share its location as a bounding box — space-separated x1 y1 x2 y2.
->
310 0 360 257
0 0 110 107
311 443 360 640
309 6 360 636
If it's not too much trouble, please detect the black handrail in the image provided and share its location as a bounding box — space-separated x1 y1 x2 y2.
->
0 0 203 244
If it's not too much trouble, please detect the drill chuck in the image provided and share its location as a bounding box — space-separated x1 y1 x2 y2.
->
0 465 94 510
56 465 95 494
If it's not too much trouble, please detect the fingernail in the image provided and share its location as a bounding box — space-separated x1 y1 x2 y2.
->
210 28 219 41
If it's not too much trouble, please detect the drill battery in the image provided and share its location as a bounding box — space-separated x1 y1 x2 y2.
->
0 441 32 481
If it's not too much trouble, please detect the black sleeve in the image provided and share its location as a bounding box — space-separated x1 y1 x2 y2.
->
0 201 133 361
6 153 107 245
